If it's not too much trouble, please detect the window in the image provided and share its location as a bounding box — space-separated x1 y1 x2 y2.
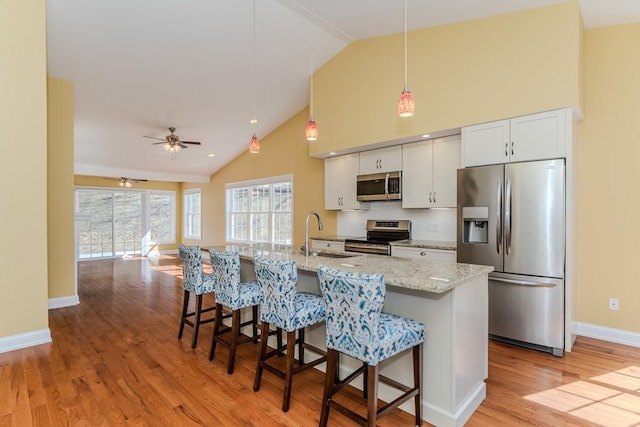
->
183 189 201 239
75 188 176 259
226 175 293 245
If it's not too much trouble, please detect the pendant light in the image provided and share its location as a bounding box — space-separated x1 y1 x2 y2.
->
398 0 414 117
248 0 260 154
305 5 318 141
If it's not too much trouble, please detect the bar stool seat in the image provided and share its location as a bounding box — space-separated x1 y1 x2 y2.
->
253 256 327 412
317 264 425 427
177 244 217 348
208 249 260 374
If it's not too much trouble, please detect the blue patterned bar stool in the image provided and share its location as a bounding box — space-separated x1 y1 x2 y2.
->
317 265 425 427
252 257 327 412
178 244 217 348
208 249 261 374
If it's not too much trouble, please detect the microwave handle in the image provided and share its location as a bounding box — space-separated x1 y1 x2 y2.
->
384 173 389 198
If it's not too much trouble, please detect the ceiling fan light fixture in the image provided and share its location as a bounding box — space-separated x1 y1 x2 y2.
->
249 133 260 154
163 142 182 153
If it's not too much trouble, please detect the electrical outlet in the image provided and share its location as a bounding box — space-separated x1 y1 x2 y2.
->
427 224 438 232
609 297 619 311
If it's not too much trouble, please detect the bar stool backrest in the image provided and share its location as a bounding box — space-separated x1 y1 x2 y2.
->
253 257 298 331
317 264 386 365
178 244 212 294
209 250 243 308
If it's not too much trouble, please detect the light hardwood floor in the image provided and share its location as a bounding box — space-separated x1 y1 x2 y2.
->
1 255 638 426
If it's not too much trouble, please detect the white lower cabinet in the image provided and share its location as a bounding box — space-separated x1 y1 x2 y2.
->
402 135 461 208
392 246 457 262
310 240 345 252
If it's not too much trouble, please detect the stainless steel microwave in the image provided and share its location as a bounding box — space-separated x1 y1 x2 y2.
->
356 171 402 201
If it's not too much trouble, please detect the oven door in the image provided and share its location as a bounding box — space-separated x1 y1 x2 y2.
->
344 240 391 255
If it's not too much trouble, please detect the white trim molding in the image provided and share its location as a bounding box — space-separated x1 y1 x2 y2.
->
575 322 640 348
0 329 52 354
48 295 80 310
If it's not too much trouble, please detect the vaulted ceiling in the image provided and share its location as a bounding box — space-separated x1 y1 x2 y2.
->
46 0 640 183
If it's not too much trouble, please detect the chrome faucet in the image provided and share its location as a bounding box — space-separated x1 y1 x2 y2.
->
304 211 324 257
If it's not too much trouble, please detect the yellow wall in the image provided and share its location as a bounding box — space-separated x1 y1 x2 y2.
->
578 23 640 332
74 175 182 252
0 0 49 336
192 108 337 248
48 78 76 299
312 1 583 156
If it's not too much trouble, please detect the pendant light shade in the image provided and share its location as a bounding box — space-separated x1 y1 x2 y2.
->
249 133 260 154
305 117 318 141
398 0 414 117
398 88 415 117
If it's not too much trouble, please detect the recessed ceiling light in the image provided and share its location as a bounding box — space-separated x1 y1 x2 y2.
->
422 134 430 138
329 152 336 156
208 153 216 158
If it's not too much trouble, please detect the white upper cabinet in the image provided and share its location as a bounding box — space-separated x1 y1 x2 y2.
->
462 108 570 167
359 146 403 174
325 153 368 210
402 135 461 208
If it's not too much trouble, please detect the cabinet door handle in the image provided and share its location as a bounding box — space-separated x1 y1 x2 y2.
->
505 143 508 157
433 192 436 203
420 251 427 256
428 192 432 203
511 141 514 155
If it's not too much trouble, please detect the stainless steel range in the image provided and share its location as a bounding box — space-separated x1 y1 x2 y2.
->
345 220 411 256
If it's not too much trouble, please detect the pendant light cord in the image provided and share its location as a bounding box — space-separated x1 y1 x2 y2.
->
403 0 408 91
252 0 257 125
309 18 314 118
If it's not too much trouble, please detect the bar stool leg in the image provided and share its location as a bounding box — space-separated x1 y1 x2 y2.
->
227 309 241 374
414 344 423 426
209 303 223 361
178 290 189 339
298 328 305 364
192 294 203 348
252 306 259 343
319 349 339 427
283 330 296 412
253 321 270 392
366 364 378 427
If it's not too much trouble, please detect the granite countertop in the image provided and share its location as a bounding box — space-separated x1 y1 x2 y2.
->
311 236 457 251
212 244 492 294
390 240 457 251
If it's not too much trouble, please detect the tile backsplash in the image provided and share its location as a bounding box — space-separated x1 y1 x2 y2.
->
337 201 457 242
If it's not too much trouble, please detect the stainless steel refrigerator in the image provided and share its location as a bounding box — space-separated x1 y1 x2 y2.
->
457 159 565 356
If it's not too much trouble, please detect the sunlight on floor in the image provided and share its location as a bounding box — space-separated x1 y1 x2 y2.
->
525 366 640 427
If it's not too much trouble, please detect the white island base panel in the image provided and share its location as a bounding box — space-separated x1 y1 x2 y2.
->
239 260 489 427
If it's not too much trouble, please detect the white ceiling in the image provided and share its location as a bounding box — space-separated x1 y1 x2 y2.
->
46 0 640 183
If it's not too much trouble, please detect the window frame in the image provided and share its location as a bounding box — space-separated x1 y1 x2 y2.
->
149 190 177 245
183 188 202 240
225 174 293 245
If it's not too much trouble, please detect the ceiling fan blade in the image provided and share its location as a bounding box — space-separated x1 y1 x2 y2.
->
181 141 201 145
151 142 166 145
144 136 166 141
177 142 189 149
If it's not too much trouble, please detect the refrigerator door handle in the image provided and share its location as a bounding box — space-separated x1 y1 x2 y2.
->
492 277 556 288
505 178 512 255
496 180 502 255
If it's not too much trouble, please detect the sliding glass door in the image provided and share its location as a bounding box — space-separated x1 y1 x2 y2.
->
75 188 175 260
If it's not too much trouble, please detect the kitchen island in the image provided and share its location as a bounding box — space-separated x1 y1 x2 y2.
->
212 245 493 427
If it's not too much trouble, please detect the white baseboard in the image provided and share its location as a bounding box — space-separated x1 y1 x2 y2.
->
0 328 52 354
575 322 640 348
48 295 80 310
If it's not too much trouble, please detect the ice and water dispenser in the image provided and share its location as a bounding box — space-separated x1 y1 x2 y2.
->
462 207 489 244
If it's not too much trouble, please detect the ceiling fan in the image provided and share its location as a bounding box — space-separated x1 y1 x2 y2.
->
104 177 148 188
144 127 202 153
